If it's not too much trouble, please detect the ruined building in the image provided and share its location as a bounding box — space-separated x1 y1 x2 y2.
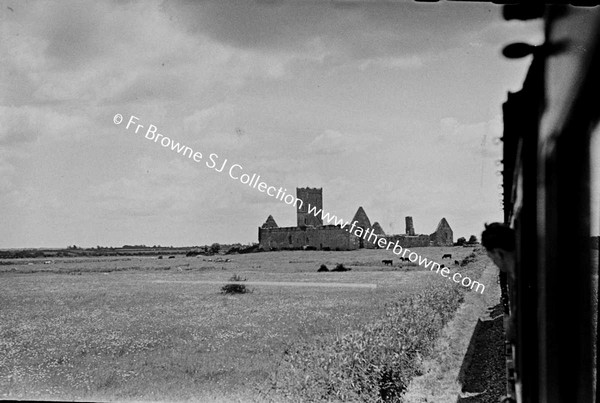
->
296 187 323 227
258 187 453 251
384 216 453 247
405 216 415 236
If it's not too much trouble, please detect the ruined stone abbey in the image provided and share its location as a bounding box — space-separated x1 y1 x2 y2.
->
258 187 453 251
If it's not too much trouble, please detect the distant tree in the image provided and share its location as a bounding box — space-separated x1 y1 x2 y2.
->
210 243 221 254
456 237 466 246
468 235 478 244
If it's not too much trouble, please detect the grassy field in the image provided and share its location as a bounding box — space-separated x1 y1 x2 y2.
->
0 246 486 402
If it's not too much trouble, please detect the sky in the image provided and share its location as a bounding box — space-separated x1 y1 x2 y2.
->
0 0 544 248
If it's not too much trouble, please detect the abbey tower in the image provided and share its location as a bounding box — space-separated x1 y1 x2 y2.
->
296 187 323 227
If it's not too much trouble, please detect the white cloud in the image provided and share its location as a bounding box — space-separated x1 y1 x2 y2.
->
183 104 236 135
439 115 503 158
358 55 424 70
307 129 380 155
0 106 90 146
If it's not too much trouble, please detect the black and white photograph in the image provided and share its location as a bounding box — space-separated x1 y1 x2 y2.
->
1 1 600 402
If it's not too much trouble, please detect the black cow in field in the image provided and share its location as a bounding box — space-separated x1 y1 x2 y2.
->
442 254 452 259
441 264 445 268
168 255 175 259
399 257 408 262
331 267 351 272
382 259 393 266
331 263 351 272
454 260 460 265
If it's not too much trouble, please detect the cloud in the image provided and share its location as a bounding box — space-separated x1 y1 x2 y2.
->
307 129 380 155
163 0 498 60
182 104 254 150
0 106 90 146
184 103 236 135
83 156 206 218
358 55 424 70
1 0 305 108
439 115 503 158
0 0 525 247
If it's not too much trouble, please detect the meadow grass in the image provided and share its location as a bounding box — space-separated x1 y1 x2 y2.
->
0 247 484 402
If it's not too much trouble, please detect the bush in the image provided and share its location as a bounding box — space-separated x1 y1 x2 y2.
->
220 283 251 294
318 264 329 272
270 282 465 402
332 263 350 272
226 246 240 255
460 253 477 267
229 273 246 282
220 274 251 294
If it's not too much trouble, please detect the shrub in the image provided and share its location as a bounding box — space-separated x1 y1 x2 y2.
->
226 246 240 254
332 263 350 272
229 273 246 282
270 282 465 402
459 252 478 267
220 283 251 294
220 274 251 294
318 264 329 272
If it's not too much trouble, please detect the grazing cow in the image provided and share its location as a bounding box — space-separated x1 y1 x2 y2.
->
382 259 393 266
442 254 452 259
331 267 351 272
168 255 175 259
331 263 351 272
454 260 460 265
158 256 163 259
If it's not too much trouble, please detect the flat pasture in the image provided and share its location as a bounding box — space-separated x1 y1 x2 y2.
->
0 247 481 402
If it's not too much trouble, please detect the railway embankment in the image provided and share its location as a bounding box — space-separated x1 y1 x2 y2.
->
403 252 503 402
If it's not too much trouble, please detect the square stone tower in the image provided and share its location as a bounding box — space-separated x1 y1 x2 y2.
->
297 187 323 227
405 216 415 236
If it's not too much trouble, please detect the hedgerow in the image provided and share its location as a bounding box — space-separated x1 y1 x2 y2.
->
269 282 465 402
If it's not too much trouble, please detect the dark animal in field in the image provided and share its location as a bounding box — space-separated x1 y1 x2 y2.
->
318 264 329 272
441 264 445 268
158 256 163 259
454 260 459 265
168 256 175 259
331 263 351 272
442 254 452 259
382 259 393 266
399 257 408 262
